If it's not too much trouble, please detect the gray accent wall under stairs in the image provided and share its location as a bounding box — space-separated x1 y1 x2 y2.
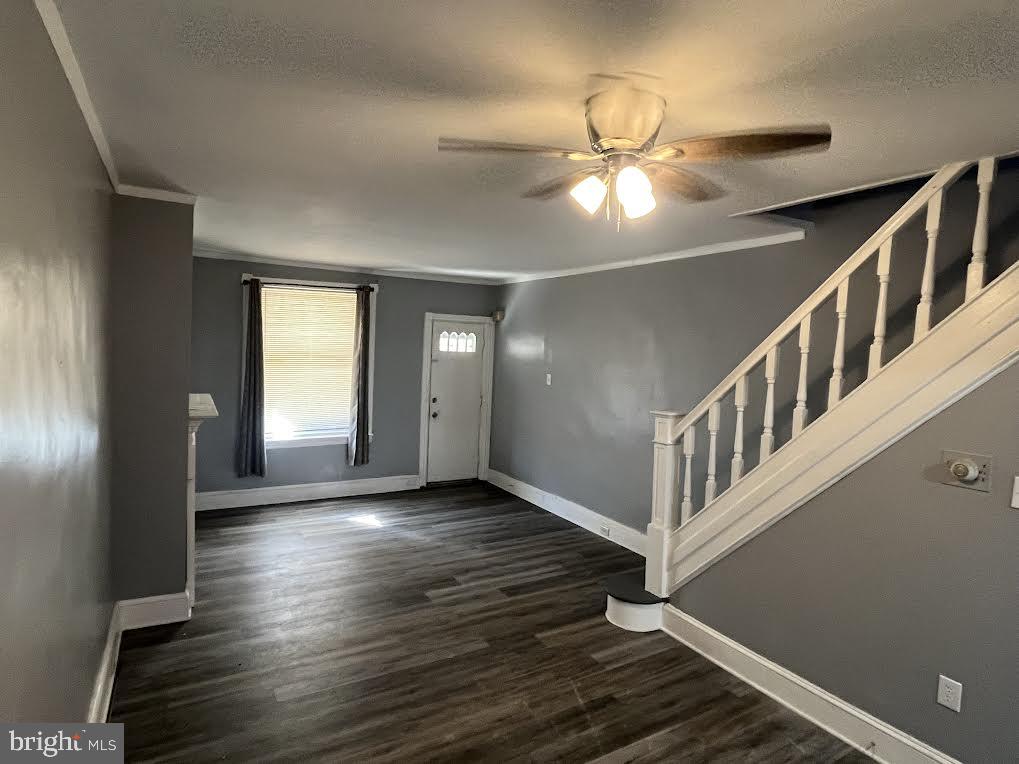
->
677 359 1019 763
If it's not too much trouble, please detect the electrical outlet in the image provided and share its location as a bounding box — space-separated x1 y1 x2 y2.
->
599 524 610 537
937 674 962 712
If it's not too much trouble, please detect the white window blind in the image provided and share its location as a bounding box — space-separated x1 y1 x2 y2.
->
261 285 357 440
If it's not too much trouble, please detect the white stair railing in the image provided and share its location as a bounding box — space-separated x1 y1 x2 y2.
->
646 156 1001 596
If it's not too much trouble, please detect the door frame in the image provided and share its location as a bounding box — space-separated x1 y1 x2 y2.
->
418 312 495 486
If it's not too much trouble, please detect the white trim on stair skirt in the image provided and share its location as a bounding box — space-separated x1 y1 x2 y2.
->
196 475 421 511
661 606 962 764
486 470 646 557
667 262 1019 589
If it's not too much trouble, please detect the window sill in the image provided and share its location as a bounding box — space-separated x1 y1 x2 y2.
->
265 432 373 450
267 433 348 449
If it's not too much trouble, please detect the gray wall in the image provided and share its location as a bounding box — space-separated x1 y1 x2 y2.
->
111 196 194 599
490 163 1019 530
678 361 1019 763
489 164 1019 762
191 257 500 492
0 0 114 721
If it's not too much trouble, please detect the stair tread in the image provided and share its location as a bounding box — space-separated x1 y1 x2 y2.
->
605 572 667 605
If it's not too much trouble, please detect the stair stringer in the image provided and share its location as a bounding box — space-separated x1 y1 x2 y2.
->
667 261 1019 591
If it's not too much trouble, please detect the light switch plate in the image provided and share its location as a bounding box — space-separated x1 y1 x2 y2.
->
937 674 962 712
1011 476 1019 509
545 372 552 386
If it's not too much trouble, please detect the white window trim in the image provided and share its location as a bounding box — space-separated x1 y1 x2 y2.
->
244 273 377 448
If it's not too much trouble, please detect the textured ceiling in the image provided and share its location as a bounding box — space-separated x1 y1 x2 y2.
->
55 0 1019 279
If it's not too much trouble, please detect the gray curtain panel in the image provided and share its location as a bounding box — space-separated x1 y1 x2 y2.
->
347 285 372 466
236 278 266 477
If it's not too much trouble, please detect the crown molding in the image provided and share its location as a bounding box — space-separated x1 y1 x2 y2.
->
35 0 118 187
734 149 1019 217
192 248 504 285
730 170 938 217
116 184 197 205
195 229 806 287
35 1 198 205
501 230 806 284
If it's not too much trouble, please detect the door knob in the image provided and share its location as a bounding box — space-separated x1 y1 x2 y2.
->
431 411 438 418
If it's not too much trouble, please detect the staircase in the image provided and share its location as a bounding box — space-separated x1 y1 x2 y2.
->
646 156 1019 597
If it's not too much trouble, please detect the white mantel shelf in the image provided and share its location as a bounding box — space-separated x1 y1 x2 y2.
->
189 393 219 421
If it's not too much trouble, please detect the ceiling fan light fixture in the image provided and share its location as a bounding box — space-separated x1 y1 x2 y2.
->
569 174 608 215
615 165 656 219
623 192 656 219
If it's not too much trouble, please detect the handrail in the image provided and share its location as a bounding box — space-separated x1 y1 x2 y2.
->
664 160 974 442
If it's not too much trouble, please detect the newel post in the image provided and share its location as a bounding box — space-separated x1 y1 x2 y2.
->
646 410 682 597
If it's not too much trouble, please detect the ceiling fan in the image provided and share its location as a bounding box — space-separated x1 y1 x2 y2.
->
439 85 831 223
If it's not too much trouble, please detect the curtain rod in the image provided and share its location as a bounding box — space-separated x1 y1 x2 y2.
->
241 273 378 291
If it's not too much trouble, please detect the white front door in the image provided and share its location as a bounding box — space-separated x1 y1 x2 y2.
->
426 320 485 482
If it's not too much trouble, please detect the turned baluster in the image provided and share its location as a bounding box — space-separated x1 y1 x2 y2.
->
680 425 696 524
913 190 943 341
731 376 748 483
760 346 780 459
704 402 720 504
965 157 997 301
827 280 849 409
791 314 811 438
868 238 893 377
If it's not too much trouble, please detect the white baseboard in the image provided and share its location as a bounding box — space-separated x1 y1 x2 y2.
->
86 592 191 722
86 607 122 723
661 606 961 764
117 592 191 631
486 469 646 557
196 474 420 511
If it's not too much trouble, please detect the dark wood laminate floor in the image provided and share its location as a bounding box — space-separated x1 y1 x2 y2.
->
110 483 867 763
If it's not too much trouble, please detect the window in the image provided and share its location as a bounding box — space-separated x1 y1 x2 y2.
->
261 284 365 446
439 330 477 353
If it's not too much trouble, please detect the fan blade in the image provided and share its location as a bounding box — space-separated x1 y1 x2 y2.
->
439 136 598 161
522 167 605 200
648 125 831 162
643 163 726 202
